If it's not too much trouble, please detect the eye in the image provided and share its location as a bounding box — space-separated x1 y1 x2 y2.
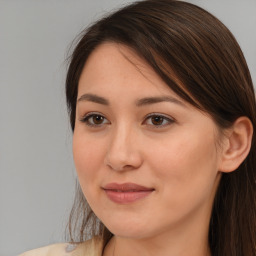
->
144 114 174 127
79 113 110 127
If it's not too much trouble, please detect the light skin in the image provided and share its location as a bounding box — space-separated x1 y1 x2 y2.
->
73 42 253 256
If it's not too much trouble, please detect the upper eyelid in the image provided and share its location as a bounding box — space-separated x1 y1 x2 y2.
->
79 111 107 120
79 112 174 120
144 112 175 121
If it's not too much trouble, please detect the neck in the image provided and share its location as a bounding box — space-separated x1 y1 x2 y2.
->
112 233 211 256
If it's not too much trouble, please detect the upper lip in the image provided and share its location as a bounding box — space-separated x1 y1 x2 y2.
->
103 183 154 192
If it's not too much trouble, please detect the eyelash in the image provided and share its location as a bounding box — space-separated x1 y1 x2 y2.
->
79 112 175 128
79 112 110 127
144 113 175 128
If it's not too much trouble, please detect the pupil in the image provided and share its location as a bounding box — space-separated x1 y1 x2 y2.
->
93 115 103 124
152 116 163 125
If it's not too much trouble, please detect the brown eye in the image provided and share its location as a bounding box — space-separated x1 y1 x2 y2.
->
80 113 109 127
144 114 174 127
92 115 104 124
151 116 164 125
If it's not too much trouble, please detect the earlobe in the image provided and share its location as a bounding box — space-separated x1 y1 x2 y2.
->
219 116 253 173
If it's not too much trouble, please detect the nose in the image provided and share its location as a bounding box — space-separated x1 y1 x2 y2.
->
104 124 143 172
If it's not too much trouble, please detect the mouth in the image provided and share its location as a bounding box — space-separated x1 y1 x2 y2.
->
102 183 155 204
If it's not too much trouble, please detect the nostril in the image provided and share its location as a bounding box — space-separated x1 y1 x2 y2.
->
106 163 135 172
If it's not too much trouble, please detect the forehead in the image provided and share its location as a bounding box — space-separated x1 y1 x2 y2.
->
78 42 183 99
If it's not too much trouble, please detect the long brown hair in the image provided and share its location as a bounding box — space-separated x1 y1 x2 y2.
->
65 1 256 255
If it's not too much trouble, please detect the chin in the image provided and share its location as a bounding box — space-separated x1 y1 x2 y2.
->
103 219 156 239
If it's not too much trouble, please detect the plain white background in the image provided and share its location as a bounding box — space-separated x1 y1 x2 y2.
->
0 0 255 255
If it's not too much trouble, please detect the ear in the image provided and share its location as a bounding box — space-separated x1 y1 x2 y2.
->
218 116 253 173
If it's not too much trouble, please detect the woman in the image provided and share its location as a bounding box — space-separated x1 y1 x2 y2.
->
20 0 256 255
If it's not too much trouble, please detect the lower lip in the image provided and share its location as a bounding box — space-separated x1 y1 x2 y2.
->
104 190 154 204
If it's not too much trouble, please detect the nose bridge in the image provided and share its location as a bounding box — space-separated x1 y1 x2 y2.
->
105 121 142 171
113 122 132 150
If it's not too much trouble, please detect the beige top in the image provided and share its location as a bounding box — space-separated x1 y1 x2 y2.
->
19 237 103 256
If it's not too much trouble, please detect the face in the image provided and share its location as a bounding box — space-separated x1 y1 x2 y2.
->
73 42 223 239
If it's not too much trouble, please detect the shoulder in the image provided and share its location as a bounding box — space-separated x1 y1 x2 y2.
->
19 237 103 256
19 243 69 256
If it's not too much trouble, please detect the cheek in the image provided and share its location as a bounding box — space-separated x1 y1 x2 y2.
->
72 131 105 194
146 130 219 205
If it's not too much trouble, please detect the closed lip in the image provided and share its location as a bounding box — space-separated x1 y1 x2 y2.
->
102 182 154 192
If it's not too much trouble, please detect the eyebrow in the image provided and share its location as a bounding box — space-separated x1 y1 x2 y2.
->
135 96 186 107
77 93 186 107
77 93 109 105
